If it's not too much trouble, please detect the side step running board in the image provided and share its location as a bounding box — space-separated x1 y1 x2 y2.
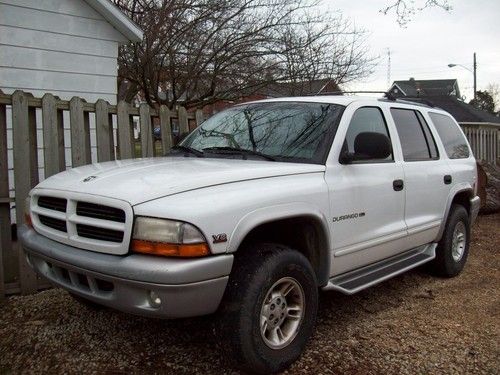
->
323 244 436 295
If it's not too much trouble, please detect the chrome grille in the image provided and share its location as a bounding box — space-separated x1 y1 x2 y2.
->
30 192 133 255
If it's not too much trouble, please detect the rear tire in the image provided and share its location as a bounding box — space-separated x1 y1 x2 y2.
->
431 204 470 277
218 243 318 374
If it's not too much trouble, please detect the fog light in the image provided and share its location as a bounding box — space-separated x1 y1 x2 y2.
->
149 290 162 308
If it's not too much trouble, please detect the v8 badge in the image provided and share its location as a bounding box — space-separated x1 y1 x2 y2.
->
212 233 228 244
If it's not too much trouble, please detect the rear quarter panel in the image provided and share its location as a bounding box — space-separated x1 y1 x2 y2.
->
423 109 477 239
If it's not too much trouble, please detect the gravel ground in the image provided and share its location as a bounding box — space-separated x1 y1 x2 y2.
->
1 213 499 374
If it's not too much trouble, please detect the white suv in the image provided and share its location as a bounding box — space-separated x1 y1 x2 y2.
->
20 95 480 374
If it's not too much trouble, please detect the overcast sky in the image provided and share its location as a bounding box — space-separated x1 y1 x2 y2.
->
324 0 500 101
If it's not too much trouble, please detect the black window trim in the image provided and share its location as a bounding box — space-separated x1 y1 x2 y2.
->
415 110 440 160
339 105 395 165
317 104 346 165
390 107 441 162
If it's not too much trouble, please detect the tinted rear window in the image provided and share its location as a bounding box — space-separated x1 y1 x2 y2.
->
391 108 437 161
428 113 470 159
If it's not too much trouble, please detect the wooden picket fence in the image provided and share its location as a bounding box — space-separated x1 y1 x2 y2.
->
0 90 205 298
460 123 499 166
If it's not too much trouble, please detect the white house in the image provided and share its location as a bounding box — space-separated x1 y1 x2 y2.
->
0 0 143 222
0 0 143 104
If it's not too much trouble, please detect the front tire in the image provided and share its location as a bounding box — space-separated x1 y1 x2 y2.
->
218 243 318 374
431 204 471 277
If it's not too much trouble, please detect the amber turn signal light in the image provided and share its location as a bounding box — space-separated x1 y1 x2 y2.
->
24 196 32 227
25 213 32 227
131 240 210 257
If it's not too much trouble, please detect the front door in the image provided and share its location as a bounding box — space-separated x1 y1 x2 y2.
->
325 105 407 276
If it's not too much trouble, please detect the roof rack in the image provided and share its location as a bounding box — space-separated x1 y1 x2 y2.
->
309 90 397 101
306 90 438 108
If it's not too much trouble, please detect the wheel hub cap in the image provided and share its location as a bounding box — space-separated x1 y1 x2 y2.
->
451 221 466 262
260 277 305 350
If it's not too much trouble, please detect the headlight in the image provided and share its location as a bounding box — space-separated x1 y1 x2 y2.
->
24 196 32 227
131 217 209 257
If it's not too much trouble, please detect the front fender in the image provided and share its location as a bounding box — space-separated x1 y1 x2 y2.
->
133 172 330 256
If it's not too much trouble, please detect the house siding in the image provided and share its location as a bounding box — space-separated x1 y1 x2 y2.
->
0 67 117 97
0 26 118 58
1 0 108 19
0 0 125 104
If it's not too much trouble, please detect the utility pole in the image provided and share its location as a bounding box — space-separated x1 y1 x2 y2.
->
473 52 477 101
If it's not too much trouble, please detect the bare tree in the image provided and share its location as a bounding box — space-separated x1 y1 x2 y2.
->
115 0 374 108
275 12 374 96
381 0 452 26
486 83 499 112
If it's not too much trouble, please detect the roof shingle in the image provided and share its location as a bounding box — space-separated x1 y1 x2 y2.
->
403 96 500 124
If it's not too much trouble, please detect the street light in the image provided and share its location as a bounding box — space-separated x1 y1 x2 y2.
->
447 63 471 72
448 52 477 101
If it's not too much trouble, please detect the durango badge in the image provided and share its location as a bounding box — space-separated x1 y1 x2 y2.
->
333 212 366 222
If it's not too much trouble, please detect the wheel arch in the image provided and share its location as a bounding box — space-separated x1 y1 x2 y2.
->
436 185 474 241
227 203 331 286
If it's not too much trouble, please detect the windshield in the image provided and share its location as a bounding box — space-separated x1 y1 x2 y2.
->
178 101 344 164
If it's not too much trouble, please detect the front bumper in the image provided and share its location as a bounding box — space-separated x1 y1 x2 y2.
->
470 196 480 225
19 226 233 318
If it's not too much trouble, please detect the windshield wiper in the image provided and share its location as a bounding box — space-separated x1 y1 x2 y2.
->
202 146 276 161
169 145 204 157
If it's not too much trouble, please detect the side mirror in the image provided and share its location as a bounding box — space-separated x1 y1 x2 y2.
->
340 132 392 163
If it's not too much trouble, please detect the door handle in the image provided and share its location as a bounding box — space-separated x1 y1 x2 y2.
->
393 179 404 191
444 175 452 185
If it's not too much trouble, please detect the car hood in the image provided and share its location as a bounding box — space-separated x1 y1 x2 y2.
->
34 157 325 205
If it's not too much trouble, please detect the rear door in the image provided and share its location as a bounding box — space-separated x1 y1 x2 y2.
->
389 107 452 247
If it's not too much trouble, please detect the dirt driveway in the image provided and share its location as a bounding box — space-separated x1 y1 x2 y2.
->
1 214 499 374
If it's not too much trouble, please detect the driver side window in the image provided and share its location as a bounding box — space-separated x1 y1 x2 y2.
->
342 107 393 162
